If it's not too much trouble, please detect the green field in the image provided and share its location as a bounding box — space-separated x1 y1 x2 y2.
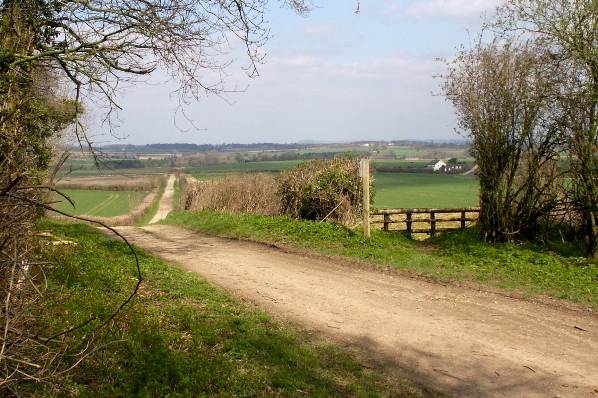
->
374 173 479 208
53 189 148 217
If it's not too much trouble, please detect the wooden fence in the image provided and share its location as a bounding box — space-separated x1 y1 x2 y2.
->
370 207 480 236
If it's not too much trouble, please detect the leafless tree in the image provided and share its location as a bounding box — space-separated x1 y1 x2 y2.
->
443 39 564 242
491 0 597 256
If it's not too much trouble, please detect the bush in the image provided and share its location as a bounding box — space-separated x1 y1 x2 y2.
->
276 158 373 225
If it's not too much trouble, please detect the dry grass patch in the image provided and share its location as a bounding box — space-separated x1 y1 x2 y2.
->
181 173 281 215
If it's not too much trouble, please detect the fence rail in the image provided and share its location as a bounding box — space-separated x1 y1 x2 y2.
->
371 207 481 236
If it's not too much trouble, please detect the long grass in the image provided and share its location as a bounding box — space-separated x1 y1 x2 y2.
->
182 173 281 215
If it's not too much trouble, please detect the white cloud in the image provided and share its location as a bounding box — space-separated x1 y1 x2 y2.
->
399 0 500 19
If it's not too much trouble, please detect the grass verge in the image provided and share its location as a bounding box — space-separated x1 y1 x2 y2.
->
136 178 167 226
163 210 598 307
29 220 432 397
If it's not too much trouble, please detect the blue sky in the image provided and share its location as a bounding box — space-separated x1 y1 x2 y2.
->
92 0 499 145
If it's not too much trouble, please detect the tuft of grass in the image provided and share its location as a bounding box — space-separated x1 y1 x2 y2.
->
29 220 433 397
164 210 598 307
136 178 167 226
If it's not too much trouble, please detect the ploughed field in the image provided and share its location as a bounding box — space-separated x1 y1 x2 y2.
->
53 189 148 217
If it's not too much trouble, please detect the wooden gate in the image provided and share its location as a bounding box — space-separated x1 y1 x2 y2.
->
370 207 480 236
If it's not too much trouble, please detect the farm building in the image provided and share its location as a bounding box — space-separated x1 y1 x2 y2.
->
427 159 447 171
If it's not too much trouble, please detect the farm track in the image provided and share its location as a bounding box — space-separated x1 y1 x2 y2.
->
149 174 176 224
112 212 598 396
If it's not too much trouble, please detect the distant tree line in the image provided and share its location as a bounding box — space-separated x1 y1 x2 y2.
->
99 142 325 154
245 151 371 163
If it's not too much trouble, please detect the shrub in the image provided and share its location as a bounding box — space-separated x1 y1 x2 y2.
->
276 157 373 225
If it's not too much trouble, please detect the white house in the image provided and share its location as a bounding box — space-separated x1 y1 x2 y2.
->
428 159 447 171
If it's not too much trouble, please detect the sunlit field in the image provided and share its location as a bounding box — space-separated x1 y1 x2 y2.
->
53 189 148 217
374 173 479 208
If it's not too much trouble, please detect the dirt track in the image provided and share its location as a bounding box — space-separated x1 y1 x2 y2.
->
149 174 175 224
114 223 598 398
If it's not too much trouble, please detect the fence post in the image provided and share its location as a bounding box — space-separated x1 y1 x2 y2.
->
461 210 466 229
360 158 370 238
383 213 390 231
430 211 436 237
406 211 412 236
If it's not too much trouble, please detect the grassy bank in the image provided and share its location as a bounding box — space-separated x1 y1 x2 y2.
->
164 211 598 307
29 221 431 397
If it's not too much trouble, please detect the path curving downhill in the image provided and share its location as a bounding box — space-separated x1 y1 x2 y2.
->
149 174 176 224
113 223 598 398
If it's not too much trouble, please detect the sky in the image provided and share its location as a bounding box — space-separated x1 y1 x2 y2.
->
90 0 500 146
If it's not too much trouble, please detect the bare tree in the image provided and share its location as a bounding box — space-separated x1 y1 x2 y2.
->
443 40 563 242
491 0 597 256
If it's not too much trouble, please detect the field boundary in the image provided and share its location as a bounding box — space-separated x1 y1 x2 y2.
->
55 175 162 191
371 207 480 235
